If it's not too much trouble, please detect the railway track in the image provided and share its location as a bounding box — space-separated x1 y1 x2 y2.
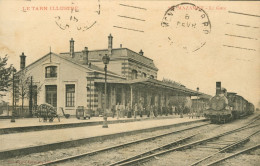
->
34 115 259 166
107 116 260 166
206 143 260 166
189 128 260 166
33 122 211 166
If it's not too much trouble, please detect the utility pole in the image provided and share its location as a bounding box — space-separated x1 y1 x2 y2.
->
102 54 110 128
197 87 199 118
11 69 15 122
29 76 33 117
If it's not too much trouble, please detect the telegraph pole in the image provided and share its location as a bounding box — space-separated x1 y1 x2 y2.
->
11 69 15 122
29 76 33 117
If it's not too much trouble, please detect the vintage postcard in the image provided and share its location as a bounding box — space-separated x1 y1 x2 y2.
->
0 0 259 166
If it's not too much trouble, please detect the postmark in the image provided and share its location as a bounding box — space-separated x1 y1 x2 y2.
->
54 0 101 32
161 3 211 52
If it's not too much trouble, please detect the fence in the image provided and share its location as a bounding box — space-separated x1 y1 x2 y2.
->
0 105 37 117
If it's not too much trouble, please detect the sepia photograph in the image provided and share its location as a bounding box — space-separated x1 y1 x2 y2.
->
0 0 259 165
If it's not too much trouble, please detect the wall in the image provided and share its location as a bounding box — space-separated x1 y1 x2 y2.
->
15 54 88 115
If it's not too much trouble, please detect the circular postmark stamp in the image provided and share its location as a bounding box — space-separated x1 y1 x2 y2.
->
54 0 101 32
161 3 211 52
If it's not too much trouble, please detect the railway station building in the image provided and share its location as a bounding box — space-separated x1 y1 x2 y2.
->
12 34 208 116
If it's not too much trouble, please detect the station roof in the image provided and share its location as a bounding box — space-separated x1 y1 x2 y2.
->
60 48 158 71
95 78 209 96
197 94 212 99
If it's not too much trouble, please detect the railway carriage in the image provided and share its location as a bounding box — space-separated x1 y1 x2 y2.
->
205 82 254 123
247 102 255 115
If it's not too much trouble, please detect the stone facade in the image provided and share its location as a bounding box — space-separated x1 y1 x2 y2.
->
11 34 206 116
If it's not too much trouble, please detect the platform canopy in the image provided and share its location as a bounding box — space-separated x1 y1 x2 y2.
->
94 78 206 96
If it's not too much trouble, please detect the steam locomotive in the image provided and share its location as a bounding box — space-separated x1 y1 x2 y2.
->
206 82 254 123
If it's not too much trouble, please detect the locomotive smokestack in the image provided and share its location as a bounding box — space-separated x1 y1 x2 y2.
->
216 82 221 95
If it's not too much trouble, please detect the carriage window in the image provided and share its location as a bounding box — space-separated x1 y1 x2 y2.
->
45 66 57 78
66 84 75 107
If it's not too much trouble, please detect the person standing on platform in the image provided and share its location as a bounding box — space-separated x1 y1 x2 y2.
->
180 105 184 118
162 106 165 116
177 105 180 115
150 105 154 118
154 105 158 117
139 102 143 118
147 105 150 117
126 103 131 118
120 104 125 118
172 105 176 115
134 103 138 119
111 105 116 118
168 103 172 115
116 103 120 120
158 106 162 116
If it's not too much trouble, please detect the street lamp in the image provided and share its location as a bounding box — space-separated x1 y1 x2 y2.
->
102 54 110 128
197 87 199 118
11 67 17 123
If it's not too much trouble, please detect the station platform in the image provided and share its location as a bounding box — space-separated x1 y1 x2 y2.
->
1 115 187 134
0 116 206 159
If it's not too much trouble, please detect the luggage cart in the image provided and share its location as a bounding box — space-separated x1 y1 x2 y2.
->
76 106 91 120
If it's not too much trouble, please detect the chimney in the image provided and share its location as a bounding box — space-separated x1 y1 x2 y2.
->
70 38 75 58
216 82 221 95
139 49 144 56
108 34 113 55
20 52 26 70
82 47 89 65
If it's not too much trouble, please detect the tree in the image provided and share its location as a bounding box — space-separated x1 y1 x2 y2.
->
14 69 42 116
17 69 30 113
0 55 13 97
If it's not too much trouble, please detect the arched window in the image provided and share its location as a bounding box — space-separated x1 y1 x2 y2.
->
142 72 147 78
131 70 138 79
45 66 57 78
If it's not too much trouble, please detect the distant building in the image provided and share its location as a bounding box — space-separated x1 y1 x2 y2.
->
191 94 212 112
11 34 207 116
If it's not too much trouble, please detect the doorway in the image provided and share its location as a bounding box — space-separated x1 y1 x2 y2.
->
45 85 57 107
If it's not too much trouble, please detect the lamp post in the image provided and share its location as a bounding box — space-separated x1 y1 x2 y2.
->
87 86 91 112
11 67 16 122
29 76 33 117
102 54 110 128
197 87 199 118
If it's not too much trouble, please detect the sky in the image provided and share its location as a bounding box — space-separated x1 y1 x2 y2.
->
0 0 259 107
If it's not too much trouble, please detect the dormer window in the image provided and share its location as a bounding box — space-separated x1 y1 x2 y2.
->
131 70 138 79
45 66 57 78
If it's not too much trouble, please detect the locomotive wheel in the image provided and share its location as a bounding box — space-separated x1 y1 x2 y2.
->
210 119 216 123
232 113 236 120
210 116 217 123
